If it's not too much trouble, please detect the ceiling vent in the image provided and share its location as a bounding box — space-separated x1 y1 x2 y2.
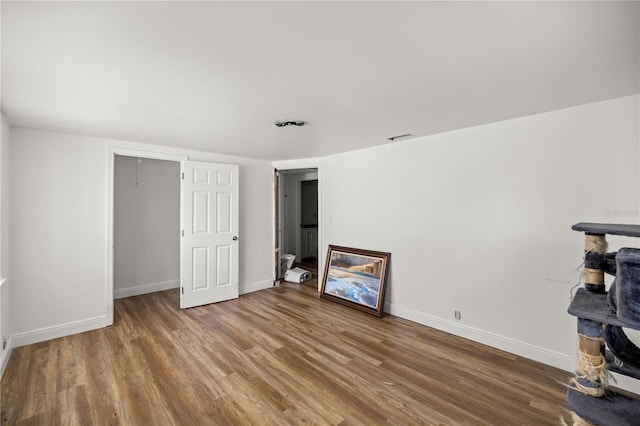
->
386 133 413 142
275 121 305 127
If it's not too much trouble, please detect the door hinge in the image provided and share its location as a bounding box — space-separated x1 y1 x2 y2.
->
181 287 184 295
181 230 184 237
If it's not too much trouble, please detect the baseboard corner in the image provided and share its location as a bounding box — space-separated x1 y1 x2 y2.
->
114 279 179 299
12 315 111 348
240 279 274 295
0 334 13 380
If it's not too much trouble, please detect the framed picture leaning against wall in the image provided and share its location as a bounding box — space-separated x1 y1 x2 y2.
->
320 245 390 317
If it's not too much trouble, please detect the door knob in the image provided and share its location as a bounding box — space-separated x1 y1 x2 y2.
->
233 236 238 241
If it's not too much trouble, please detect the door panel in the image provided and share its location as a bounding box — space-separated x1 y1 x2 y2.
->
216 245 231 286
217 192 232 232
193 192 209 234
192 246 209 290
181 161 239 308
301 227 318 260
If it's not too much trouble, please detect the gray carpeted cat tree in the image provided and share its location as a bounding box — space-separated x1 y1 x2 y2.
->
566 223 640 425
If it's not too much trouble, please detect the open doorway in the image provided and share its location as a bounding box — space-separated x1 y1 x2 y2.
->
113 155 180 299
276 168 319 282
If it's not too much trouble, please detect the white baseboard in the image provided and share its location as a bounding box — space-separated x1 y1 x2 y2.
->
12 315 110 348
611 373 640 395
240 279 273 295
115 279 272 299
384 301 574 372
0 334 13 379
114 279 179 299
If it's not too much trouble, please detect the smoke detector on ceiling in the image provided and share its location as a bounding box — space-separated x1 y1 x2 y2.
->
275 120 305 127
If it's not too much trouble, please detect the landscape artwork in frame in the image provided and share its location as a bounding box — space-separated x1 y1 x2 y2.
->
320 245 390 317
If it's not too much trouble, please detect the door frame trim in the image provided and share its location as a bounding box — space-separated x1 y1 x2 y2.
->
106 147 188 324
272 159 322 290
273 169 280 284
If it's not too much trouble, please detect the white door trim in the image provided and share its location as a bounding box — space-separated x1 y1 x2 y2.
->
106 147 188 324
272 159 323 290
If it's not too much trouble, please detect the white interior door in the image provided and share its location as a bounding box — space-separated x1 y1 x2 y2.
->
181 161 239 309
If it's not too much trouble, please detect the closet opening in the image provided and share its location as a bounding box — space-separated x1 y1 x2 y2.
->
113 155 180 300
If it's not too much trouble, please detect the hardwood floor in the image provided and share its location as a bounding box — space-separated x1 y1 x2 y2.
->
1 279 570 425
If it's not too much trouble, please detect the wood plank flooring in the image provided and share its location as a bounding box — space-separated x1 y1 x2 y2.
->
1 277 570 425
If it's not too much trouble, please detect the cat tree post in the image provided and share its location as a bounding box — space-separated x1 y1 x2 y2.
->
574 318 606 398
572 233 608 405
583 233 607 294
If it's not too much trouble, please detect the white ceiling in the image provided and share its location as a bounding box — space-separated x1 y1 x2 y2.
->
2 1 638 160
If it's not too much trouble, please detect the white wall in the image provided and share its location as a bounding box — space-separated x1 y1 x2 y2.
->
321 95 640 372
10 128 274 346
0 113 11 376
114 156 180 298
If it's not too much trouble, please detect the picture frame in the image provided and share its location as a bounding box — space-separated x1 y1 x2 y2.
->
320 245 390 317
